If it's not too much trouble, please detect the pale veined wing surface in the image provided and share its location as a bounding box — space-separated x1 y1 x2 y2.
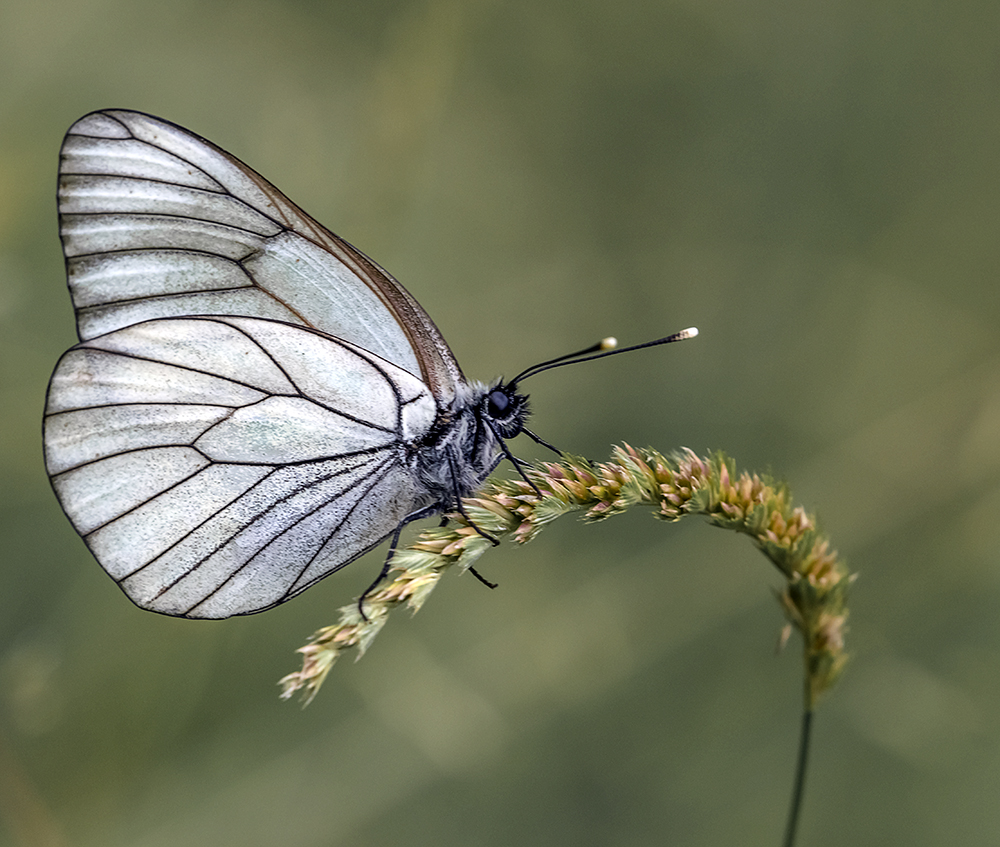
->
45 110 528 619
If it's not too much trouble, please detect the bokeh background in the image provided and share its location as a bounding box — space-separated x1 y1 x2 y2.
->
2 1 999 844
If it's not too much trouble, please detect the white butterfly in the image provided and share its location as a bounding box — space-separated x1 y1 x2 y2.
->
43 110 539 619
44 110 696 621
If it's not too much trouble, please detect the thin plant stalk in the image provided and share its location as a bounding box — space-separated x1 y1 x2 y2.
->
280 445 851 846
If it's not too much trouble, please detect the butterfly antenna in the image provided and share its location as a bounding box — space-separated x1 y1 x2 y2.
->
507 338 616 384
511 327 698 385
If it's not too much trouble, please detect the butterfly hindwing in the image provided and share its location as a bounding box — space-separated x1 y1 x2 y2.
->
44 315 438 618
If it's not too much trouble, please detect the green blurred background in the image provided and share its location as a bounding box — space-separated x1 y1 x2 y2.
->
2 0 998 844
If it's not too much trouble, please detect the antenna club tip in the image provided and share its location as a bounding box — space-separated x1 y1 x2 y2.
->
600 337 618 350
680 327 698 339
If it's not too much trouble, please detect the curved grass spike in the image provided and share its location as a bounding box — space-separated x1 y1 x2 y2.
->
280 444 852 847
280 444 852 707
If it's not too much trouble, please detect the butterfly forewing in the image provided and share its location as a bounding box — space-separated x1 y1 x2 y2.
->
58 110 464 403
44 315 438 618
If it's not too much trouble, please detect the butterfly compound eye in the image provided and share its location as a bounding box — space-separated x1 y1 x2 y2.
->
487 389 510 417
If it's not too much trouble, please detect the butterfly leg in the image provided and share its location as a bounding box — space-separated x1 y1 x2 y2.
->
467 566 498 589
443 454 501 590
438 494 500 590
357 503 440 621
444 453 501 547
522 426 563 457
447 496 500 589
484 419 543 496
